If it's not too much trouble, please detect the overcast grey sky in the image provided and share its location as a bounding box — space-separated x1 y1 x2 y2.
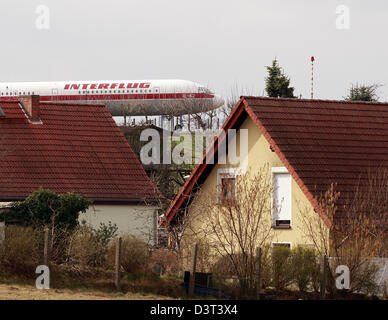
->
0 0 387 100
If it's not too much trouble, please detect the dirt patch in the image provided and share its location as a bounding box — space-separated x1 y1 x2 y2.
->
0 282 174 300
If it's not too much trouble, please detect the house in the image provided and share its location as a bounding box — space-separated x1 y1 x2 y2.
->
162 96 388 250
0 96 161 243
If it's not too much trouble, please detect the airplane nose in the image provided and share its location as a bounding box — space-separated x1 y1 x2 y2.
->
213 95 224 107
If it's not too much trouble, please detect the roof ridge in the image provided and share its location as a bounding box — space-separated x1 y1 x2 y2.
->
242 96 388 106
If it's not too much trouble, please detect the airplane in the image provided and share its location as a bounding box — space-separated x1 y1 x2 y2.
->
0 79 224 116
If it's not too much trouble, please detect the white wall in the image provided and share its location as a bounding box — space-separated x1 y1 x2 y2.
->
81 204 159 245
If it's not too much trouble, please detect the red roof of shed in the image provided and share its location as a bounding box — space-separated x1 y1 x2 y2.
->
0 99 159 201
162 96 388 226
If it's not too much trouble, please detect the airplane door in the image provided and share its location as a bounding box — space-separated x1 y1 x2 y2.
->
154 87 160 100
52 88 58 101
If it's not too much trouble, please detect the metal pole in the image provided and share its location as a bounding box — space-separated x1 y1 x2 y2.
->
43 227 50 266
188 243 198 297
256 247 262 300
115 236 122 291
320 255 328 300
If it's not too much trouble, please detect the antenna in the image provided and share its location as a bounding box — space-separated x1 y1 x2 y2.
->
310 56 315 99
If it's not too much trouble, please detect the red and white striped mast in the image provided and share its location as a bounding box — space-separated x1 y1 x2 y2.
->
310 56 315 99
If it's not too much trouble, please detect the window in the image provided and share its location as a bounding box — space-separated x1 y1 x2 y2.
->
272 167 291 228
217 168 237 205
272 242 292 249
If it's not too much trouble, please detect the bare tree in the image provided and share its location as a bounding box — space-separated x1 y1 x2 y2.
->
298 184 339 257
299 167 388 294
189 166 274 288
219 84 256 123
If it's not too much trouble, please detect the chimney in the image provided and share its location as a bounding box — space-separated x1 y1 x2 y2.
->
19 95 40 120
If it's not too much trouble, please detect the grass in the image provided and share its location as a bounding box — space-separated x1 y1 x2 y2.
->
0 265 185 300
0 282 173 300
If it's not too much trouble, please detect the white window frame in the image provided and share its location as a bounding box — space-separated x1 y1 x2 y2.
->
217 168 237 204
271 167 292 228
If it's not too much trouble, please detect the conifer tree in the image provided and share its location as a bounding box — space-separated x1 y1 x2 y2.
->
265 59 296 98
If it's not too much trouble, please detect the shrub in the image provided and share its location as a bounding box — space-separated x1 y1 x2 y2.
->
108 235 150 275
0 225 42 274
211 255 237 277
259 245 274 289
4 188 90 230
66 222 117 268
149 249 179 275
329 258 380 295
271 246 294 289
291 246 320 292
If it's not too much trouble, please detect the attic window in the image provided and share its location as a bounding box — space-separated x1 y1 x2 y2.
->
217 168 237 205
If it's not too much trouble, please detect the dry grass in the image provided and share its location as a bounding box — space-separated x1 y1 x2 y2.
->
0 282 174 300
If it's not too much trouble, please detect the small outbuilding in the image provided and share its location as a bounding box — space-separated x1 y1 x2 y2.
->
0 96 161 243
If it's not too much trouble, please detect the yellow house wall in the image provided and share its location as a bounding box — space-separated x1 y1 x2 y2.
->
187 115 322 249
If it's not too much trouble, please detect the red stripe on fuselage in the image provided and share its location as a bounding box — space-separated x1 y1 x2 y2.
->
0 92 214 102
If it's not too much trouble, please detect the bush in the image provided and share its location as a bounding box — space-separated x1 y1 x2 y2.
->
108 235 150 275
0 225 42 274
4 188 90 230
271 246 294 290
149 249 179 275
291 246 320 292
211 255 237 277
329 258 380 295
66 222 117 268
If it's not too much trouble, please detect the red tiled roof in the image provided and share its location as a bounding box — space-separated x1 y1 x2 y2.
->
162 96 388 226
0 99 159 201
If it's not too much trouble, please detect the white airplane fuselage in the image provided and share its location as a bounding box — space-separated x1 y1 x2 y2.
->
0 79 223 116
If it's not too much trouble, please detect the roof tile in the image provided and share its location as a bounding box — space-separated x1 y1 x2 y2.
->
0 100 159 201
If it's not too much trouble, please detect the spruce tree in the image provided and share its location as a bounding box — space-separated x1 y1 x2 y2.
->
265 59 296 98
345 83 381 102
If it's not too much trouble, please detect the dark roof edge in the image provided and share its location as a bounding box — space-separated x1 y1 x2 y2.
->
241 96 388 106
0 197 160 204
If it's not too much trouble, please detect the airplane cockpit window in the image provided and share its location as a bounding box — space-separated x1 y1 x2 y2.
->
198 86 214 94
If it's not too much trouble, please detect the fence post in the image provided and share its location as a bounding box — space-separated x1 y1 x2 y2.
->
256 247 262 300
188 243 198 298
115 236 122 291
320 255 328 300
43 227 50 266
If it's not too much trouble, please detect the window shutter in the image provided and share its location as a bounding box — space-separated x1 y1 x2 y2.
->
273 172 291 225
